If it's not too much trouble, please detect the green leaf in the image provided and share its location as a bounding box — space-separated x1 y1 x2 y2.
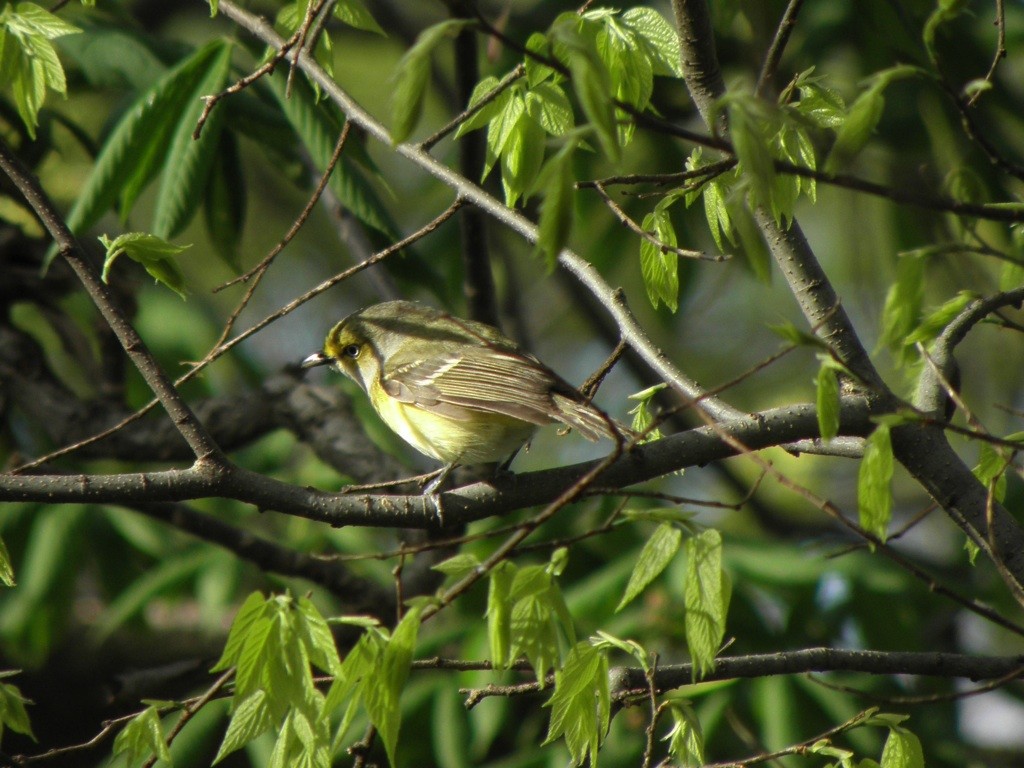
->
203 131 246 271
369 607 421 766
98 232 190 299
390 19 473 143
880 253 926 353
534 140 577 267
453 75 507 138
486 562 515 669
881 726 925 768
858 425 894 541
266 70 394 237
212 591 269 672
639 209 679 312
500 107 545 206
727 97 776 212
795 76 846 129
484 92 525 182
905 291 976 347
729 196 772 281
112 706 170 766
333 0 385 36
664 702 704 768
214 690 273 764
620 7 683 77
627 383 666 442
59 41 229 267
972 443 1008 504
151 41 233 239
617 523 682 611
826 83 884 172
543 642 610 767
432 552 483 578
296 597 342 675
684 529 729 678
923 0 968 59
0 678 34 743
816 362 841 440
0 536 14 587
526 81 573 136
524 32 557 87
552 20 619 160
0 3 79 138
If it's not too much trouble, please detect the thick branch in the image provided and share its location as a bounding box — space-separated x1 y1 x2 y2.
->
0 136 225 466
0 400 874 527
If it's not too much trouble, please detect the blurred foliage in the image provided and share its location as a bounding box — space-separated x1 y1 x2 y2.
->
1 0 1024 766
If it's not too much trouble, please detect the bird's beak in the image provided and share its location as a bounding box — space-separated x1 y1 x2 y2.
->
301 352 331 369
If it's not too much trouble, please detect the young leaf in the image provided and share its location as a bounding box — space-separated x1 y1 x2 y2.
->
486 562 515 668
639 209 679 312
390 19 473 143
112 706 170 767
213 690 273 764
858 424 894 541
881 726 925 768
816 361 841 440
727 97 777 212
627 383 666 442
0 536 14 587
296 596 342 676
151 41 232 239
684 529 729 678
59 40 229 265
826 82 884 172
98 232 190 299
453 75 507 138
369 607 421 766
212 591 269 672
879 253 926 353
543 641 610 767
526 81 574 136
617 522 682 611
535 140 577 267
664 702 704 768
0 678 34 742
904 291 976 347
620 7 683 77
972 443 1008 504
333 0 385 36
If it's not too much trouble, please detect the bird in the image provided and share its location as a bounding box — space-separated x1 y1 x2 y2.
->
302 300 627 487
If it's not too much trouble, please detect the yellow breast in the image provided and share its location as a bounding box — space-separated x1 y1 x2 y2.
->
369 378 535 464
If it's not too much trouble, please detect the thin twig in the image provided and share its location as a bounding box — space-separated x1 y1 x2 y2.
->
966 0 1007 108
755 0 806 97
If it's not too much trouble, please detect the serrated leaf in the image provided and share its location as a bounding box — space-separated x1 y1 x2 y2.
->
0 679 33 742
879 253 926 353
59 41 229 267
621 7 683 77
858 425 894 541
534 140 576 267
98 232 190 299
543 642 610 767
905 291 976 347
500 108 545 206
639 209 680 312
524 32 556 87
0 536 15 587
553 21 619 160
796 80 846 129
486 562 515 669
881 727 924 768
234 615 275 700
112 706 170 766
432 552 483 578
151 41 232 239
390 19 473 143
296 597 342 676
212 593 270 671
664 702 704 768
816 363 841 440
267 70 394 236
333 0 385 36
727 97 776 212
684 529 728 679
453 75 506 138
369 607 421 766
214 690 273 764
203 131 246 271
617 523 682 611
526 81 573 136
972 443 1008 504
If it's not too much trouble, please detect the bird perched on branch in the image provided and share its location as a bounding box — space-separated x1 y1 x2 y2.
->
302 300 628 488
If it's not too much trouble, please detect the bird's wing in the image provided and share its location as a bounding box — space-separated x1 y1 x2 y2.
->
381 347 563 427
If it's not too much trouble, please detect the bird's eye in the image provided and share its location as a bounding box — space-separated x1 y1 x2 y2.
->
342 344 361 358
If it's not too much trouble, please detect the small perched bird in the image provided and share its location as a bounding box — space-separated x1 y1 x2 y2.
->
302 300 626 483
